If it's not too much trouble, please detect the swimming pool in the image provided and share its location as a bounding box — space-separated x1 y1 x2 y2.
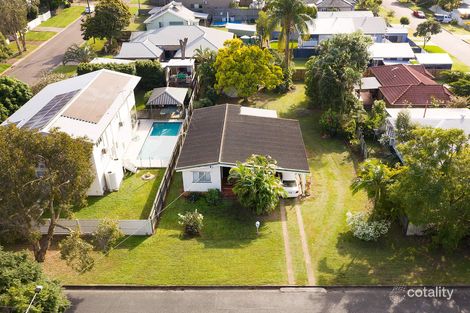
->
138 122 182 165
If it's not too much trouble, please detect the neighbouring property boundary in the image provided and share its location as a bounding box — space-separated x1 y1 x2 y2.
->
40 219 153 236
148 79 198 229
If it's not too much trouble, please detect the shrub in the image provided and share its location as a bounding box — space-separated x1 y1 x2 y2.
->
194 97 213 108
76 62 136 75
205 189 221 206
32 72 69 95
185 192 201 203
62 43 96 65
134 60 166 90
319 109 340 136
400 16 409 25
438 70 467 83
27 5 39 21
346 211 391 241
143 90 153 104
93 219 124 253
59 230 95 272
178 210 204 236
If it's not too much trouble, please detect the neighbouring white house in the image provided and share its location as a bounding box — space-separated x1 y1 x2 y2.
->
175 104 310 197
368 43 415 66
298 11 388 47
116 25 234 61
384 108 470 159
144 1 209 30
1 70 141 196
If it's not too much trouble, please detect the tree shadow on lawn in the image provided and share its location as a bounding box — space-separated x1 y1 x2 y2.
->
317 224 470 285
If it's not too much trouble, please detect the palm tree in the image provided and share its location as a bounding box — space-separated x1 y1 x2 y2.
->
266 0 317 66
351 159 393 210
229 155 287 215
256 11 276 48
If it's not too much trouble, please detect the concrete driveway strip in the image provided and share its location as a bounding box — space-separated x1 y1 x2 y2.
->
65 287 470 313
3 16 85 85
382 0 470 67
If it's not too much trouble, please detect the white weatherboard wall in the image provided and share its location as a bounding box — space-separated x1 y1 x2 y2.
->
27 11 52 30
181 165 222 192
40 219 154 235
146 11 196 30
88 92 137 195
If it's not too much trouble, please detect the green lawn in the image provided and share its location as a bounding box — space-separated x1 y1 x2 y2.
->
53 65 78 76
0 63 11 74
71 170 163 220
252 85 470 285
293 58 309 69
25 31 56 41
422 45 470 72
40 6 84 28
43 174 286 285
269 41 298 49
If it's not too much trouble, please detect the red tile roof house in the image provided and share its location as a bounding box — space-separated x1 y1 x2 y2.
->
368 64 452 107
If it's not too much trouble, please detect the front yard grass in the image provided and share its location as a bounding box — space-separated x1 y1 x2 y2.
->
252 84 470 285
25 31 56 41
52 65 78 76
40 6 85 28
0 63 11 74
43 174 286 285
71 170 163 220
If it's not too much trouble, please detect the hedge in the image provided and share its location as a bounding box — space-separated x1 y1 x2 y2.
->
76 61 166 91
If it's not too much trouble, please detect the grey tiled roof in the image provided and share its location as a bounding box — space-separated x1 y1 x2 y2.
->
176 104 310 172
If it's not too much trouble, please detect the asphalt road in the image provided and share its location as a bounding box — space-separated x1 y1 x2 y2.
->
65 287 470 313
4 16 85 85
382 0 470 67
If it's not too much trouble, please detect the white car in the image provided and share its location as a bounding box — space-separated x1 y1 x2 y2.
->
85 5 95 14
282 172 301 198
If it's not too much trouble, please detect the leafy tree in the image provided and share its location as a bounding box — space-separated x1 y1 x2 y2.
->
62 43 96 65
194 47 218 105
0 0 28 53
32 72 69 95
266 0 317 66
256 11 276 48
0 126 94 262
355 0 382 15
0 76 33 122
81 0 131 51
351 158 397 216
214 39 283 100
0 32 13 62
400 16 410 26
438 70 468 84
363 100 387 136
229 155 287 215
390 128 470 250
449 77 470 97
394 109 417 142
305 32 372 113
0 247 70 312
134 60 166 90
414 20 441 48
59 230 95 272
438 0 461 11
93 219 124 253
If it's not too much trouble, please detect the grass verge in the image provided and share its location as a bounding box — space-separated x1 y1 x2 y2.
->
40 6 84 28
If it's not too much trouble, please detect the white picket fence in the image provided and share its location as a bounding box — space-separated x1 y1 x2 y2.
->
40 218 154 236
27 11 52 30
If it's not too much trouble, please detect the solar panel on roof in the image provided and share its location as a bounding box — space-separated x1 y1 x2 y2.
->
22 90 80 130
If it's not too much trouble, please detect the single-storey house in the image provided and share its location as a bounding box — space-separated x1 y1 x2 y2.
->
144 1 209 30
175 104 310 194
298 12 387 47
1 70 141 196
369 43 415 66
385 27 409 43
116 25 234 61
415 53 453 75
368 64 452 107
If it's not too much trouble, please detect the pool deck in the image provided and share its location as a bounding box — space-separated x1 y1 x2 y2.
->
124 119 183 169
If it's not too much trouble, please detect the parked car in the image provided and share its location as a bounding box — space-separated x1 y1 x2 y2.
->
282 172 301 198
434 13 452 23
413 10 426 18
85 5 95 14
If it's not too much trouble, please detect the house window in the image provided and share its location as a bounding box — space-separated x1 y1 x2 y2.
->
192 171 211 183
169 21 184 25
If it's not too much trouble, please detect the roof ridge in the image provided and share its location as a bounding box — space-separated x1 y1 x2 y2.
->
394 85 413 104
218 104 229 163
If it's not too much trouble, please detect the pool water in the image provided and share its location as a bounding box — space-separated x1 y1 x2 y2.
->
138 122 182 162
150 122 182 137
